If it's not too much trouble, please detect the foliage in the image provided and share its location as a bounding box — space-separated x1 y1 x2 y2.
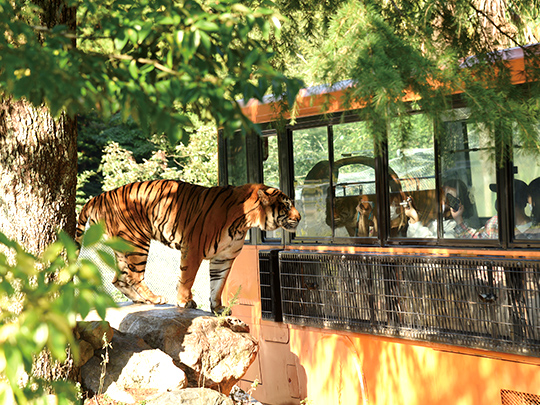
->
100 142 183 191
305 0 540 162
0 224 127 404
0 0 303 143
77 113 218 208
99 127 218 191
172 124 219 187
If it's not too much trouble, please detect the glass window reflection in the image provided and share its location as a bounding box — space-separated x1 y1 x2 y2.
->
513 127 540 239
389 113 437 238
262 134 283 240
438 112 496 239
293 127 331 238
226 133 247 186
332 121 377 237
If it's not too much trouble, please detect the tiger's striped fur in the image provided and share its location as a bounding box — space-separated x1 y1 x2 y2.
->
75 180 300 312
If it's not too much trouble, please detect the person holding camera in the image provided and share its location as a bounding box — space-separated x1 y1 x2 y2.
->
404 179 477 238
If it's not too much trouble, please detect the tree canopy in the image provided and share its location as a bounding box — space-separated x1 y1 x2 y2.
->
279 0 540 162
0 0 302 143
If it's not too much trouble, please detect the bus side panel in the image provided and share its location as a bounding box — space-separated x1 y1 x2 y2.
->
224 247 540 405
288 327 540 405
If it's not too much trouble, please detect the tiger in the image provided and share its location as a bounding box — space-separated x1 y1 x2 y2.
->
76 179 301 313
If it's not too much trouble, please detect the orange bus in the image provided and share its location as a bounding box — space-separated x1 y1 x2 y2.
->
220 45 540 405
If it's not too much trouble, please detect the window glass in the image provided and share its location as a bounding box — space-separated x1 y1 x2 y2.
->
513 125 540 239
332 121 377 237
439 110 496 239
226 132 247 186
293 127 331 238
262 134 282 240
388 114 436 238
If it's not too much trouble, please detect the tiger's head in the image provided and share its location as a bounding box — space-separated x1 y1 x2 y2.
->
257 187 301 232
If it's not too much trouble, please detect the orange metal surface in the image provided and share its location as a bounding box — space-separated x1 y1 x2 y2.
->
225 245 540 405
241 47 533 126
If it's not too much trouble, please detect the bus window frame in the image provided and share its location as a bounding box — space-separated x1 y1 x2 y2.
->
220 110 540 250
259 128 286 244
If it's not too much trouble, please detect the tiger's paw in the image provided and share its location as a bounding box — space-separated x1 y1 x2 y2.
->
148 295 168 305
211 305 231 316
177 299 197 309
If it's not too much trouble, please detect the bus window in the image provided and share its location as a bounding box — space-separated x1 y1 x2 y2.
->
226 132 247 186
388 113 437 238
513 128 540 239
332 121 377 237
262 133 283 240
439 112 497 239
293 126 331 238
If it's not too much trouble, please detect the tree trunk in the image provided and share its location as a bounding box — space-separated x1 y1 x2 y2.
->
0 1 78 254
0 99 77 254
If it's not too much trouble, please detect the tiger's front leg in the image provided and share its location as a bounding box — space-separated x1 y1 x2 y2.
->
113 247 167 305
176 251 202 310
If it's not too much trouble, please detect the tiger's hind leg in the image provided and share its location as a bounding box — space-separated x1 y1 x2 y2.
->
113 245 167 305
209 256 236 314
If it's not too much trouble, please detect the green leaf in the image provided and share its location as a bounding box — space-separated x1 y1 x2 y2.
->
114 34 129 51
58 231 78 262
81 223 105 247
103 237 132 253
128 60 138 79
0 232 17 250
194 20 219 31
41 241 63 264
33 324 49 348
96 249 117 269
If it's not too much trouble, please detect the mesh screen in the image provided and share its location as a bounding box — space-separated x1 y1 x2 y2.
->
79 240 211 311
501 389 540 405
280 251 540 356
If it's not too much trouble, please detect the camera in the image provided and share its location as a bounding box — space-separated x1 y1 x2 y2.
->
446 193 461 211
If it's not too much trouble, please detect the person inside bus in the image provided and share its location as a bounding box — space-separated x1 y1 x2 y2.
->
459 179 532 239
404 179 477 238
525 177 540 238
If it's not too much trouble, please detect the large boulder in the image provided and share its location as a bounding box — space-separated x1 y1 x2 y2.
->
81 330 187 403
85 303 258 395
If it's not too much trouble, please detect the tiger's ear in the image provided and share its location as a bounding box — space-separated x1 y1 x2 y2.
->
258 188 278 206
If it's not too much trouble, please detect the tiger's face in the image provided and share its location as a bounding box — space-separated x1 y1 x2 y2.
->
258 188 301 232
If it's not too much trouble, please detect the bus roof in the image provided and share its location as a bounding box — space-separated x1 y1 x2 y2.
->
241 44 538 124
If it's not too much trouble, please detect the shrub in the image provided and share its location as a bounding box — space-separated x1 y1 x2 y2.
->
0 224 127 404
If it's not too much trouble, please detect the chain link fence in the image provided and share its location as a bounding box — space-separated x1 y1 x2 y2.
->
79 240 211 311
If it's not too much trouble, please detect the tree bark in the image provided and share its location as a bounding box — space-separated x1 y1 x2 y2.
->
0 1 78 254
0 99 78 254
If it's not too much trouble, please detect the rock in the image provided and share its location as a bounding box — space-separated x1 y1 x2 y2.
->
75 321 113 349
177 316 258 395
81 330 187 402
75 339 95 368
85 303 258 395
145 388 234 405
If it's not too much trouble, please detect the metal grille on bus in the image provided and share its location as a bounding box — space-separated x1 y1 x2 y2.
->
279 251 540 357
501 389 540 405
259 250 282 322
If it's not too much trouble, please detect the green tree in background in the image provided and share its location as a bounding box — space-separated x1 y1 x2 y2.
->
292 1 540 162
76 113 218 211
